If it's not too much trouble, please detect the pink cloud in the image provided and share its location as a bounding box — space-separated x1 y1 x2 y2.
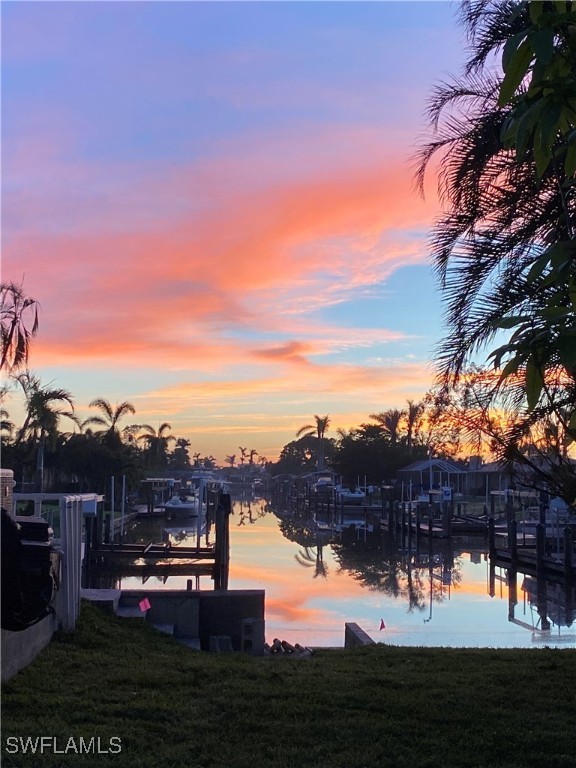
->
4 121 442 461
8 146 437 368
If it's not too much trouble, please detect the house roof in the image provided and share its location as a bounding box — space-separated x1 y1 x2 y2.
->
467 460 505 473
398 458 466 474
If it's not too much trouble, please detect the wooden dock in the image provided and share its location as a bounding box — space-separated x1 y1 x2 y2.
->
88 540 214 560
84 492 232 589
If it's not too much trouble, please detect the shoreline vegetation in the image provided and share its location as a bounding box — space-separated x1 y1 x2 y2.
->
2 602 575 768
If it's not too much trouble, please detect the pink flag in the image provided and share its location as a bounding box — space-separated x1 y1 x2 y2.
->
139 597 151 612
379 619 385 631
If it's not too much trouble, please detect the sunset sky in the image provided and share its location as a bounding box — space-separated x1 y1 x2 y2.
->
3 1 469 463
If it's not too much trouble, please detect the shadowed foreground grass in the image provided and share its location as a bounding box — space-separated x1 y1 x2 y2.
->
2 602 575 768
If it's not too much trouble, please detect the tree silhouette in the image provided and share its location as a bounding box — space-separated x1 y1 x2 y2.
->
296 415 331 470
1 280 39 374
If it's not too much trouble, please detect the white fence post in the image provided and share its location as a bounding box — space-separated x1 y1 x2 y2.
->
58 495 83 630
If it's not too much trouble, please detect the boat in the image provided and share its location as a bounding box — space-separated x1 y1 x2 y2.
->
312 476 335 496
163 494 199 517
164 519 207 542
335 486 366 505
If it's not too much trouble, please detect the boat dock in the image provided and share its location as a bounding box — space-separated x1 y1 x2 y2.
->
84 492 231 589
290 492 576 583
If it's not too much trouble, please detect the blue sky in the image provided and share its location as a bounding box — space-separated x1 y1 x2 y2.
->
3 1 469 462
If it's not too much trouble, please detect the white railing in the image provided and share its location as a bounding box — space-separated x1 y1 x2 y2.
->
12 493 103 631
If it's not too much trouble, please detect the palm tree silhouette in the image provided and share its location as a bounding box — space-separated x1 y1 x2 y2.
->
137 422 175 468
1 280 39 373
296 415 331 470
84 398 137 449
294 546 328 579
405 400 424 454
1 407 14 439
14 372 78 491
369 409 404 446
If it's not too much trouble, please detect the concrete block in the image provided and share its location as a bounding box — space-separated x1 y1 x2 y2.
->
241 617 265 655
344 622 375 648
152 623 175 636
116 606 146 619
209 635 233 653
174 600 199 639
80 588 121 615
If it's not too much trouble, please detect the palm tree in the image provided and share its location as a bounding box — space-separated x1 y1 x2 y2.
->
84 398 137 449
170 438 191 470
14 372 78 491
369 409 404 446
248 449 258 466
1 280 39 373
296 415 331 470
405 400 424 454
294 546 328 579
1 407 14 439
238 447 248 466
414 0 576 499
414 1 575 392
137 422 175 468
225 454 236 468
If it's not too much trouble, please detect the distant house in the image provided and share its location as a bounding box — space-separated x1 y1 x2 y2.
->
400 454 575 508
396 458 467 498
396 456 531 501
465 458 515 497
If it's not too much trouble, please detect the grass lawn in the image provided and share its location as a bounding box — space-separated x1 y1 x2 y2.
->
2 602 575 768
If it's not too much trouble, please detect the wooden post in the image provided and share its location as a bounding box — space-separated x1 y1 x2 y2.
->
507 568 517 621
488 561 495 597
488 517 495 560
214 493 231 590
95 504 104 547
506 491 514 522
536 571 550 630
536 523 546 574
564 527 573 579
509 519 517 562
565 579 575 629
444 502 452 539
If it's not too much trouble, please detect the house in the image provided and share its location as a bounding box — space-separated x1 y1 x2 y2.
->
396 458 467 499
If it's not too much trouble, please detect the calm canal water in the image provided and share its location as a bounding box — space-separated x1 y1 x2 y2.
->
120 496 576 650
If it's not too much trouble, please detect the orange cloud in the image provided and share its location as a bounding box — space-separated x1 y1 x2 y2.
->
8 124 439 368
253 341 316 365
5 124 443 461
265 597 324 625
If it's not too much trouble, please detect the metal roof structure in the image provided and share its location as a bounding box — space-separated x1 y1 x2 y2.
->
397 458 466 474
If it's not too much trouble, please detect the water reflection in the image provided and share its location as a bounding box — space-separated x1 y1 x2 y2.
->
108 495 575 648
